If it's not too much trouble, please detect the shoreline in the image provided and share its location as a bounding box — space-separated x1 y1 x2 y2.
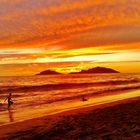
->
0 93 140 139
0 89 140 126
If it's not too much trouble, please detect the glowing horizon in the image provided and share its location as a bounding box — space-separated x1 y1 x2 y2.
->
0 0 140 76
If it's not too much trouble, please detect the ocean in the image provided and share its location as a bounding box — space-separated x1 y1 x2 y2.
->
0 73 140 124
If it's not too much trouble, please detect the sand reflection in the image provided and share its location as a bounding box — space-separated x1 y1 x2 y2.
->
8 109 14 122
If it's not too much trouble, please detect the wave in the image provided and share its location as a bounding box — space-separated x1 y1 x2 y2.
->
0 79 139 94
19 85 140 107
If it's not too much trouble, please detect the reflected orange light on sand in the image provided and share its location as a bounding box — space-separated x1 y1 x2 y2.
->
0 89 139 123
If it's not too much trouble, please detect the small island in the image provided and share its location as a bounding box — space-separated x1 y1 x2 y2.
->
36 70 61 75
36 67 120 75
70 67 120 74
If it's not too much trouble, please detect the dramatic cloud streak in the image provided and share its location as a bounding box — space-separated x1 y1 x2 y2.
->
0 0 140 49
0 0 140 75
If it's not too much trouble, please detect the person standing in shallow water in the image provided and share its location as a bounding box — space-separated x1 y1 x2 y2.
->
5 93 13 109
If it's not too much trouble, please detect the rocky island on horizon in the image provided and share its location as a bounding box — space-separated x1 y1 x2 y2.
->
36 70 61 75
36 67 120 75
70 66 120 74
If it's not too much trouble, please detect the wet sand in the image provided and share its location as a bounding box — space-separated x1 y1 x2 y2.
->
0 91 140 140
0 89 140 125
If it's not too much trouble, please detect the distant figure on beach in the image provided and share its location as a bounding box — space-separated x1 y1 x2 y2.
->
81 95 87 101
5 93 13 109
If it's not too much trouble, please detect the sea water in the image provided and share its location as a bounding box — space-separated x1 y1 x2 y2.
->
0 73 140 124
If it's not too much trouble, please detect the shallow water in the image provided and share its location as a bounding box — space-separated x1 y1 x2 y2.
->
0 73 140 124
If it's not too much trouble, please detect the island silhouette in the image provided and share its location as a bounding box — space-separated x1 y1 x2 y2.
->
36 70 61 75
36 67 120 75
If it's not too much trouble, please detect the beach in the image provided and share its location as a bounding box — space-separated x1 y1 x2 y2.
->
1 0 140 139
0 74 140 125
0 74 140 139
0 89 140 140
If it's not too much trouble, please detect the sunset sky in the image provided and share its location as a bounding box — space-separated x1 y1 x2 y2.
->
0 0 140 76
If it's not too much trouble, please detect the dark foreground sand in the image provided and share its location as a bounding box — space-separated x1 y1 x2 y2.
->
0 97 140 140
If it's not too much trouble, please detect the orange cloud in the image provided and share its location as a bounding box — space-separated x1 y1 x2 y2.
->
0 0 140 75
0 0 140 49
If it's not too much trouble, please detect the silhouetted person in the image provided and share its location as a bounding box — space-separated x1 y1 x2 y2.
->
5 93 13 109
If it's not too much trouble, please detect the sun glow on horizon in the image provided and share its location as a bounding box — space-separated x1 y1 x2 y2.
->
0 0 140 76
